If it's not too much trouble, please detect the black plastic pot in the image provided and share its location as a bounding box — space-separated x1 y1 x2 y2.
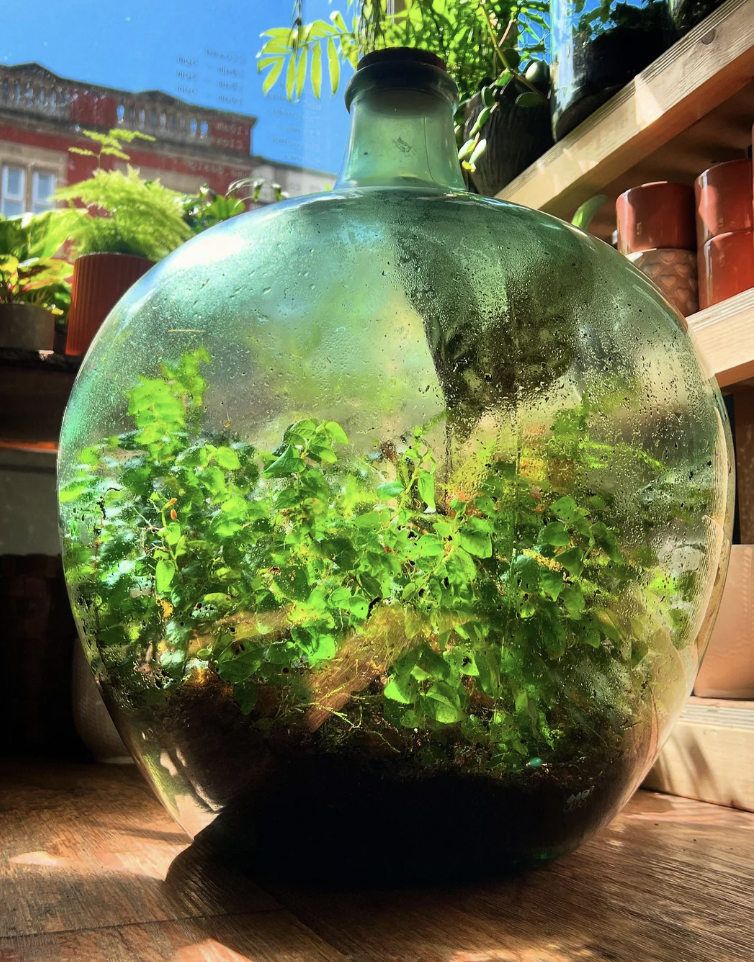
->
463 87 554 197
0 303 54 351
551 0 676 142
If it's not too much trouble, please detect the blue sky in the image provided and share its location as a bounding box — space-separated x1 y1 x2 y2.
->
0 0 352 174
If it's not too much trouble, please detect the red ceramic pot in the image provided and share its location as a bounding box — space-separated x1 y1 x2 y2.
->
65 252 153 357
616 182 696 255
698 229 754 310
695 159 753 247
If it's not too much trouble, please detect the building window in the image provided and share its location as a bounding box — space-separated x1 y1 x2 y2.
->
1 165 26 216
117 103 125 124
32 171 56 212
200 120 208 139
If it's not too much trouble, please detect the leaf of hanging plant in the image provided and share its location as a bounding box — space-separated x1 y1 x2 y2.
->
327 37 340 95
469 138 487 168
515 92 544 108
311 43 322 99
285 54 297 100
571 195 608 231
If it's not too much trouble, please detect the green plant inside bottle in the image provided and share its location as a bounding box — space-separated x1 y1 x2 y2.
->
61 348 704 783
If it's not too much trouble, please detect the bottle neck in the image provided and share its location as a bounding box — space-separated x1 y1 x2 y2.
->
335 84 466 191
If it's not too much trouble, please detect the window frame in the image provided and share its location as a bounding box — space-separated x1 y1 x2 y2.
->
1 164 26 216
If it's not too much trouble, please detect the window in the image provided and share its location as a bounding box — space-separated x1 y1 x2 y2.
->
1 165 25 216
32 170 56 212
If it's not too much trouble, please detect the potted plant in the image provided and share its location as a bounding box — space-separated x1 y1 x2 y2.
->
56 129 192 356
0 210 73 351
258 0 553 196
182 178 289 234
551 0 675 141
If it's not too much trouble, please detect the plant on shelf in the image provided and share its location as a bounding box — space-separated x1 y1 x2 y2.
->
56 129 193 355
258 0 552 193
182 178 290 234
60 348 705 774
0 210 75 350
551 0 674 141
56 129 192 260
0 210 73 316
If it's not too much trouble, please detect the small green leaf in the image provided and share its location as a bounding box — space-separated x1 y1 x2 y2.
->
557 547 584 578
481 86 494 107
215 447 241 470
540 569 565 601
377 480 404 498
234 679 259 714
217 648 263 683
459 517 492 558
164 522 182 545
263 445 306 478
325 420 348 444
458 137 477 161
561 585 585 619
384 675 417 704
417 470 436 510
540 521 570 546
155 559 176 594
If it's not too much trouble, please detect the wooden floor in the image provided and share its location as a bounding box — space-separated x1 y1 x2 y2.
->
1 762 753 961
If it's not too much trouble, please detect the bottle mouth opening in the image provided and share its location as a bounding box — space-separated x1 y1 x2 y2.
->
344 47 459 112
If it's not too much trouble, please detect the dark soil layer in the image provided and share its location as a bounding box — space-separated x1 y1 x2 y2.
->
109 675 653 883
553 20 672 141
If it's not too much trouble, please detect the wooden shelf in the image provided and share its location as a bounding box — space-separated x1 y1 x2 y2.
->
497 0 754 226
688 288 754 388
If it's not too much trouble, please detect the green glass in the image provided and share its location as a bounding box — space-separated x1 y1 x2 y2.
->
58 49 733 877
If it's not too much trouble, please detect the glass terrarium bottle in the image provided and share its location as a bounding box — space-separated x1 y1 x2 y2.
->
551 0 676 141
59 48 733 878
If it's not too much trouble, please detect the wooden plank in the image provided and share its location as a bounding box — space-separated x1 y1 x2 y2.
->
269 791 754 962
0 912 348 962
646 697 754 811
498 0 754 217
688 287 754 388
4 761 754 961
0 762 277 939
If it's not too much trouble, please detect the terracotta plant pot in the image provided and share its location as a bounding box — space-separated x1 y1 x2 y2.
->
627 248 698 317
698 229 754 309
695 545 754 698
617 182 696 255
66 252 153 357
695 159 753 247
463 89 553 197
0 303 54 351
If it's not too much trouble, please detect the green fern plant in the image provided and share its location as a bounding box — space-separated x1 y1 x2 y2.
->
55 130 192 261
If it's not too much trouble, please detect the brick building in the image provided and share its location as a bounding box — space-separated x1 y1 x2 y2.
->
0 62 332 216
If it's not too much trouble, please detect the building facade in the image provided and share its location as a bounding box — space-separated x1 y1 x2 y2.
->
0 62 333 216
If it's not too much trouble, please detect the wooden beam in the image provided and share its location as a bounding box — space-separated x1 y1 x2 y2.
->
688 287 754 388
498 0 754 217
